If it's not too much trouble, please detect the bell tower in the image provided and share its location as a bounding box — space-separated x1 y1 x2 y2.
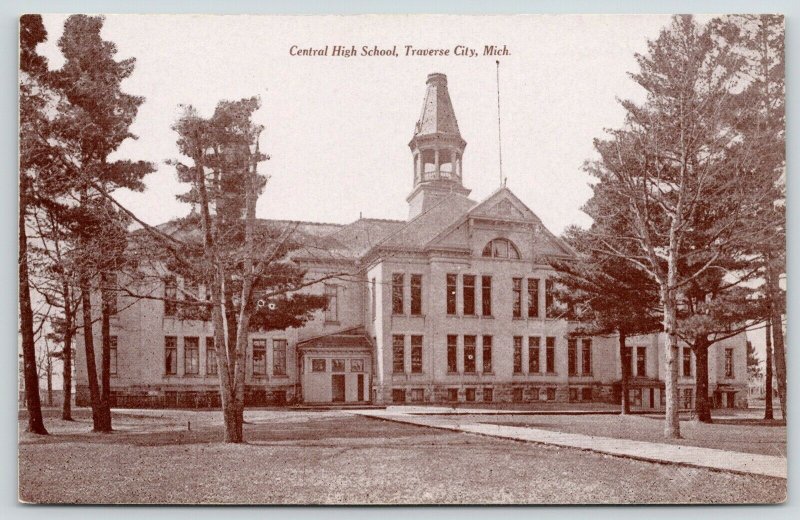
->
407 73 470 219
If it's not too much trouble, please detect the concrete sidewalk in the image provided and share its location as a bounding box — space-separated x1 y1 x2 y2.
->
351 409 787 480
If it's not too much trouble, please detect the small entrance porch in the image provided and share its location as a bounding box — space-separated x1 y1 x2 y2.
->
297 327 373 404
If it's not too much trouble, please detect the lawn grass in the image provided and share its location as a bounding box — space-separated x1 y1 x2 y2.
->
475 413 786 457
18 408 786 504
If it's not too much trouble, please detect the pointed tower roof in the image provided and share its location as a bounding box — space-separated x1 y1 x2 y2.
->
413 73 463 139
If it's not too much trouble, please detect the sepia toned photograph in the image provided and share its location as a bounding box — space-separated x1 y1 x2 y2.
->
18 12 786 505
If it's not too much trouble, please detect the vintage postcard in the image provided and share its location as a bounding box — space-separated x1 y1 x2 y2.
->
18 13 786 504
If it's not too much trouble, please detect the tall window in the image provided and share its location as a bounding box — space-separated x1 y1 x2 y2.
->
446 274 457 315
637 347 647 377
463 275 476 315
463 336 477 373
324 284 338 322
410 274 422 315
105 273 118 315
164 278 177 317
682 388 693 409
392 335 405 373
568 338 578 376
482 238 521 259
370 278 376 321
725 348 734 378
482 336 492 373
165 336 177 375
544 279 555 318
682 347 692 377
447 335 458 373
513 336 523 374
528 337 540 373
206 337 217 375
581 338 592 375
392 274 404 314
273 339 287 376
109 336 118 375
481 276 492 316
512 278 522 318
184 336 199 375
545 337 556 373
411 335 423 373
252 339 267 376
527 278 539 318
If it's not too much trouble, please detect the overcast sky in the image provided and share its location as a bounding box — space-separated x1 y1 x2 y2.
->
37 14 691 234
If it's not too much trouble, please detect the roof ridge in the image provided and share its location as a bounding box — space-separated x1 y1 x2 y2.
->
255 218 345 228
369 190 467 250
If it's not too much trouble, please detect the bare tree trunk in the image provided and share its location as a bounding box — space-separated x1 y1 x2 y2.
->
80 276 104 432
191 143 245 443
619 331 631 415
766 253 786 421
693 336 712 423
62 282 74 421
764 319 774 420
19 196 47 435
46 355 53 407
662 280 681 438
96 275 113 432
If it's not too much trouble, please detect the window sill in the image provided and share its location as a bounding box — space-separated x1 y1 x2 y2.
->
480 315 494 319
272 374 290 379
183 373 201 378
324 320 340 326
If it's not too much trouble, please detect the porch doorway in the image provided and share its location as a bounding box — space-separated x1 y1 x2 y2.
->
332 374 346 402
357 374 365 401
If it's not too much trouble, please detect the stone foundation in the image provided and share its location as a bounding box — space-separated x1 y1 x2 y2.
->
75 384 297 409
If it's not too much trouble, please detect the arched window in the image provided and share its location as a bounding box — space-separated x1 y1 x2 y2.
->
482 238 521 259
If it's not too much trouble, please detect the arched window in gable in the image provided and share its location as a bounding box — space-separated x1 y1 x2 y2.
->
482 238 521 259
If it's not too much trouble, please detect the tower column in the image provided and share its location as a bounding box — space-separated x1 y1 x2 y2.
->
434 149 440 179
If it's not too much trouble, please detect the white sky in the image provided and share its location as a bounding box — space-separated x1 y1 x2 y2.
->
36 14 685 233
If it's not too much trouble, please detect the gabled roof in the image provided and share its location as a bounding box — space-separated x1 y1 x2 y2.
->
372 191 476 251
369 186 575 259
148 216 405 262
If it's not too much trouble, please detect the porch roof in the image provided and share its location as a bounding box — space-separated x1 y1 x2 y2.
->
296 327 373 352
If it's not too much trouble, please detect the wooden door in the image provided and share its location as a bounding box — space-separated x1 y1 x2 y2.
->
331 374 345 402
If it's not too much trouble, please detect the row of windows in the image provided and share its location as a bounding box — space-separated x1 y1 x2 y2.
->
391 274 423 315
309 358 364 373
446 335 494 374
164 336 286 377
392 335 425 373
385 273 562 320
512 336 557 374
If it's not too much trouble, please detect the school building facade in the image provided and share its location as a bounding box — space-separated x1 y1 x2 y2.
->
74 72 749 410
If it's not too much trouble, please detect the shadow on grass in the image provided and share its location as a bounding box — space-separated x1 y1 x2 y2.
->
19 413 448 448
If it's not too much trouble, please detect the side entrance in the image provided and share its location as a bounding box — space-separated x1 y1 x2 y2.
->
297 327 373 404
